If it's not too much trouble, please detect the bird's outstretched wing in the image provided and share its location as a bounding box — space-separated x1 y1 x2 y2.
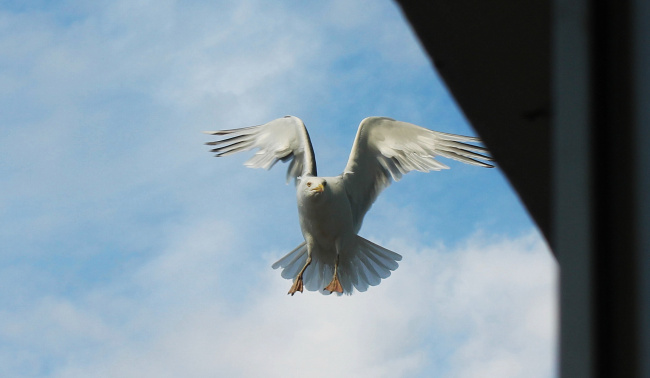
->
342 117 493 225
204 116 317 183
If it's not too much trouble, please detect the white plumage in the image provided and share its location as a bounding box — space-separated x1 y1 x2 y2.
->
204 116 493 295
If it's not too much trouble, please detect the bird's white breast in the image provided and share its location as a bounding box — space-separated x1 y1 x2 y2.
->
296 177 355 253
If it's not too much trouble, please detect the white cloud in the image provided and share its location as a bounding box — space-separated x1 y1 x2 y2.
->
0 227 556 378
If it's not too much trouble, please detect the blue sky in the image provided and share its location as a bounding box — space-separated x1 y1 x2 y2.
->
0 1 557 377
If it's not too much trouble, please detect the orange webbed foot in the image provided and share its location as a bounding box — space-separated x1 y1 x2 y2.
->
324 275 343 293
288 276 304 296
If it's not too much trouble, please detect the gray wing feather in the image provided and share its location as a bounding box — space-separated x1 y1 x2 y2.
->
204 115 317 183
342 117 493 227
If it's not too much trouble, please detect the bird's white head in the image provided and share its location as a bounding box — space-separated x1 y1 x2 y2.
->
301 177 328 198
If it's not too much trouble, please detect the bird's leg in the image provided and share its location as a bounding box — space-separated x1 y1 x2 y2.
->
288 254 312 296
324 254 343 293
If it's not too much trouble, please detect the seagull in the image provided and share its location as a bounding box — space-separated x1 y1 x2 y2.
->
204 116 493 295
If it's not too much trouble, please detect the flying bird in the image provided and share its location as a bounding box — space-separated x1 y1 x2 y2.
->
204 116 493 295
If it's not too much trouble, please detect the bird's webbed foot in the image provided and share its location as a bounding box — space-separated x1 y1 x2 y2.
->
288 275 304 296
324 253 344 293
324 274 343 293
288 255 312 296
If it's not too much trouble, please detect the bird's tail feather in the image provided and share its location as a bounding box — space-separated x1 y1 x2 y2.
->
271 236 401 295
271 242 308 280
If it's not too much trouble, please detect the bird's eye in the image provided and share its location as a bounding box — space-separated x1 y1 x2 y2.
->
322 181 326 186
306 182 311 187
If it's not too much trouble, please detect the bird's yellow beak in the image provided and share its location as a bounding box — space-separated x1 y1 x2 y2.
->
312 184 325 193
